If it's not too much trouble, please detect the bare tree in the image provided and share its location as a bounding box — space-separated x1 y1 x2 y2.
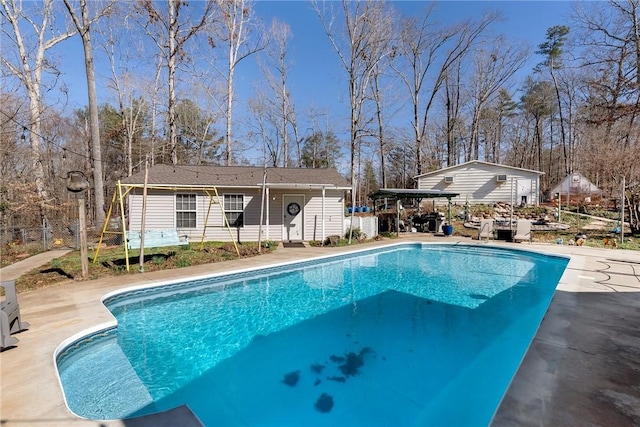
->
480 88 517 164
366 10 396 188
393 6 499 174
469 36 529 161
1 0 76 223
573 0 640 232
210 0 265 165
62 0 114 227
313 0 394 194
258 18 296 167
135 0 214 165
443 58 465 165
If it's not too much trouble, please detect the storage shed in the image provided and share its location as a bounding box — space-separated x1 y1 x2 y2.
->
415 160 544 206
549 172 602 198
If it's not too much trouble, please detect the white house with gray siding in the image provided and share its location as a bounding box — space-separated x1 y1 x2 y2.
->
120 165 350 243
414 161 544 206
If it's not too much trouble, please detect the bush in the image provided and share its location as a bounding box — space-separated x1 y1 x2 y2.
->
176 258 191 268
345 227 366 241
262 240 276 249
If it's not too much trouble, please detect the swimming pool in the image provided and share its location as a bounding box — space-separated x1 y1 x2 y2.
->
56 243 568 426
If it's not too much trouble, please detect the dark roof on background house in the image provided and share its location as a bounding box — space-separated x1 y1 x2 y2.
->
413 160 544 179
369 188 460 200
120 164 351 188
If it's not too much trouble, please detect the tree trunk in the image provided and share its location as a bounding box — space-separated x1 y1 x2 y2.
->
168 0 178 165
73 0 106 227
225 60 234 165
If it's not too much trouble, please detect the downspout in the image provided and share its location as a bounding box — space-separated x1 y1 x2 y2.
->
396 198 400 237
322 186 326 244
258 166 267 253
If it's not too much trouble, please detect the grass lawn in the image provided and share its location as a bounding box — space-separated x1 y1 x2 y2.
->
12 241 276 293
4 214 638 294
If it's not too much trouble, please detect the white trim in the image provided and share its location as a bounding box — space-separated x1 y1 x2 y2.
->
282 194 305 241
175 193 197 229
222 193 245 228
414 160 545 179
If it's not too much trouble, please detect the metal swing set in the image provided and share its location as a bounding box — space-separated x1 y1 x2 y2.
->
93 179 240 272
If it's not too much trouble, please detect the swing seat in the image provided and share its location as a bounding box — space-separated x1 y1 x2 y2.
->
127 229 189 250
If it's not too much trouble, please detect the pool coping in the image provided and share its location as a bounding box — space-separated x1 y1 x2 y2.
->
1 235 639 426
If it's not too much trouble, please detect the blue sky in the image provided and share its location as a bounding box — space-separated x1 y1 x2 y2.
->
52 0 576 161
245 1 574 114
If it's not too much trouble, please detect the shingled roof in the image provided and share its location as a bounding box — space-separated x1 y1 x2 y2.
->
120 164 350 188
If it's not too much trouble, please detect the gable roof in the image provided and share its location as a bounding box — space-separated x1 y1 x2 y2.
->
550 172 602 195
120 164 351 189
414 160 544 179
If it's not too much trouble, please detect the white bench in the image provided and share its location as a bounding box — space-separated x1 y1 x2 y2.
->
1 280 30 351
127 229 189 250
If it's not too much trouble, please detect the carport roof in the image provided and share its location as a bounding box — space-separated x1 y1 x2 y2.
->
369 188 460 199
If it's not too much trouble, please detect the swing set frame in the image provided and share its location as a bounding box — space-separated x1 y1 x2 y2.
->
93 180 239 271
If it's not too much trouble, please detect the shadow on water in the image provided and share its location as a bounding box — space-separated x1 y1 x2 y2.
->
122 273 563 427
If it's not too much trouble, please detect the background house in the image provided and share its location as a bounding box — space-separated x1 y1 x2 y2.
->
549 172 602 199
415 161 544 206
120 165 350 243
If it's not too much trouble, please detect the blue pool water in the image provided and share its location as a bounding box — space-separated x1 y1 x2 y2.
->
56 244 568 426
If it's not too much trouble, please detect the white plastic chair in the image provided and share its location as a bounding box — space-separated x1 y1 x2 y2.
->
478 219 494 241
1 280 30 350
513 220 532 243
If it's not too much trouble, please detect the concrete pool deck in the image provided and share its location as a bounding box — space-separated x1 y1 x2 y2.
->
1 235 639 426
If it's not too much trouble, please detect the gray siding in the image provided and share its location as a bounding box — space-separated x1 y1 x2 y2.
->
417 163 540 205
127 187 345 242
128 191 176 230
303 189 345 241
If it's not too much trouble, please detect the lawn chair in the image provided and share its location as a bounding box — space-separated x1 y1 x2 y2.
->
478 219 494 241
513 220 532 243
1 280 30 350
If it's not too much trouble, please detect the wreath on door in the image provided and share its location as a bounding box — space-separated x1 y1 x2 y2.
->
287 202 301 216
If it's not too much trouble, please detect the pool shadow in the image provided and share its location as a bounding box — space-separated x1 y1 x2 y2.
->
122 277 560 426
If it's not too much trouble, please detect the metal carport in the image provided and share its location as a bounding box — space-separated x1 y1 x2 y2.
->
368 189 460 236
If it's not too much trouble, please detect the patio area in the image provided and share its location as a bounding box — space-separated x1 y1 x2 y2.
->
1 235 639 426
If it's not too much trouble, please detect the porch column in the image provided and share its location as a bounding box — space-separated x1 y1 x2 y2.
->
266 187 270 240
321 186 326 243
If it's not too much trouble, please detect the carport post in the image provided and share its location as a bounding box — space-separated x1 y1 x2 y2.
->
621 176 625 244
396 198 401 237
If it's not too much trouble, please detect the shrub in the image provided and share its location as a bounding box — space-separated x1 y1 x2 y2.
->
344 228 365 240
176 258 191 268
262 240 276 249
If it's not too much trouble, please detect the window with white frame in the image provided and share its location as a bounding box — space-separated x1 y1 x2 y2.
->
176 194 196 228
223 194 244 227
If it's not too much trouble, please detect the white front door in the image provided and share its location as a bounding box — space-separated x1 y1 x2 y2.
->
283 195 304 241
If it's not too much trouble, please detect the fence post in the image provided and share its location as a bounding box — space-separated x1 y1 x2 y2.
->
75 222 80 250
42 219 48 251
